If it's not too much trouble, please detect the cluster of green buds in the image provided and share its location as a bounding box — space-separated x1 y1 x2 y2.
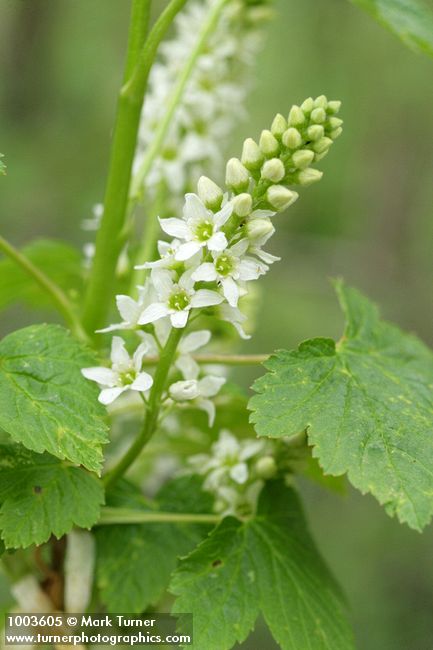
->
225 95 343 214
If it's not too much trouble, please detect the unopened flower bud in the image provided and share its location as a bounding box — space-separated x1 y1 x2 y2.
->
301 97 314 114
197 176 223 210
226 158 250 192
255 456 277 479
271 113 287 138
246 218 275 241
259 130 280 157
292 149 315 169
314 94 328 109
327 100 342 114
310 107 326 124
169 380 199 401
330 127 343 140
282 127 302 149
328 116 343 129
313 136 333 154
241 138 264 171
261 158 285 183
267 185 299 211
287 105 305 127
307 124 324 141
232 193 253 217
296 168 323 186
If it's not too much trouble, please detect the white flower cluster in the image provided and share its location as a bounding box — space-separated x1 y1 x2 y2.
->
134 0 272 207
190 430 277 517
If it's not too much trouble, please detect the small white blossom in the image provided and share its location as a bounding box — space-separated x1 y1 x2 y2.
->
81 337 153 405
159 193 233 261
139 268 223 328
176 329 211 379
97 281 157 333
169 375 226 426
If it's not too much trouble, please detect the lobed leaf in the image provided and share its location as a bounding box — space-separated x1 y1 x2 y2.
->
249 281 433 530
170 481 354 650
350 0 433 56
0 445 104 549
0 324 108 472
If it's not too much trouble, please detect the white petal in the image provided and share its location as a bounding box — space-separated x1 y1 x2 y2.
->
99 386 126 405
158 217 190 239
230 239 249 257
175 240 202 261
176 354 200 380
207 231 227 252
183 193 208 221
179 330 211 353
81 367 118 387
138 302 171 325
191 289 224 308
213 202 233 228
170 310 189 328
253 248 281 264
197 398 215 427
237 258 266 281
116 295 140 324
169 379 199 401
192 263 218 282
96 323 128 333
132 342 149 370
154 318 171 346
198 375 226 397
151 268 174 299
221 277 239 307
130 372 154 392
229 462 249 484
110 337 130 367
240 439 265 461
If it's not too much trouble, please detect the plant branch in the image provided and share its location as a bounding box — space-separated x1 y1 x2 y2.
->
82 0 188 337
103 326 183 488
139 353 270 366
0 235 87 342
98 507 220 525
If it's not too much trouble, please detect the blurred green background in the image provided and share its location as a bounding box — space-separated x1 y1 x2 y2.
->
1 0 433 648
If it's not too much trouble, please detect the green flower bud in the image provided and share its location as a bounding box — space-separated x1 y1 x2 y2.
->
226 158 250 192
246 218 274 241
301 97 314 114
307 124 324 141
261 158 285 183
296 168 323 186
241 137 264 171
292 149 315 169
330 127 343 140
259 129 280 157
314 94 328 109
328 116 343 129
287 105 305 127
327 100 342 114
267 185 299 211
197 175 223 210
282 127 302 150
271 113 287 138
312 136 333 154
255 456 277 479
310 107 326 124
232 192 253 217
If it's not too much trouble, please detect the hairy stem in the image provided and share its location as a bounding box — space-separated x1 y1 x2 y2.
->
98 507 220 525
0 235 87 342
103 326 183 488
82 0 188 337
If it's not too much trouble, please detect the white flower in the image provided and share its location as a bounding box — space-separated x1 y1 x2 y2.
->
192 239 267 307
217 303 251 339
159 193 233 261
135 238 201 272
81 337 153 405
138 268 223 328
97 281 158 333
176 329 211 379
169 375 226 426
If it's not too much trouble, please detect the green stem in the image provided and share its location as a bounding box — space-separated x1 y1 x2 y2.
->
139 353 270 367
124 0 152 79
103 326 183 488
0 235 87 342
82 0 189 338
129 0 228 203
98 507 220 525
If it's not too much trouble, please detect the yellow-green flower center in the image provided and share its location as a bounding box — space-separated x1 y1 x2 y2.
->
195 220 214 242
215 254 233 276
169 290 190 311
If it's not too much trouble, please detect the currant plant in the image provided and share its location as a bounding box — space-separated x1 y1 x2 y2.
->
1 0 433 649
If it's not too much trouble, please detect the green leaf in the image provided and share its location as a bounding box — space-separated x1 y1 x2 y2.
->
0 154 6 176
350 0 433 56
96 476 213 613
0 239 84 311
170 482 354 650
250 281 433 531
0 445 104 549
0 324 108 472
